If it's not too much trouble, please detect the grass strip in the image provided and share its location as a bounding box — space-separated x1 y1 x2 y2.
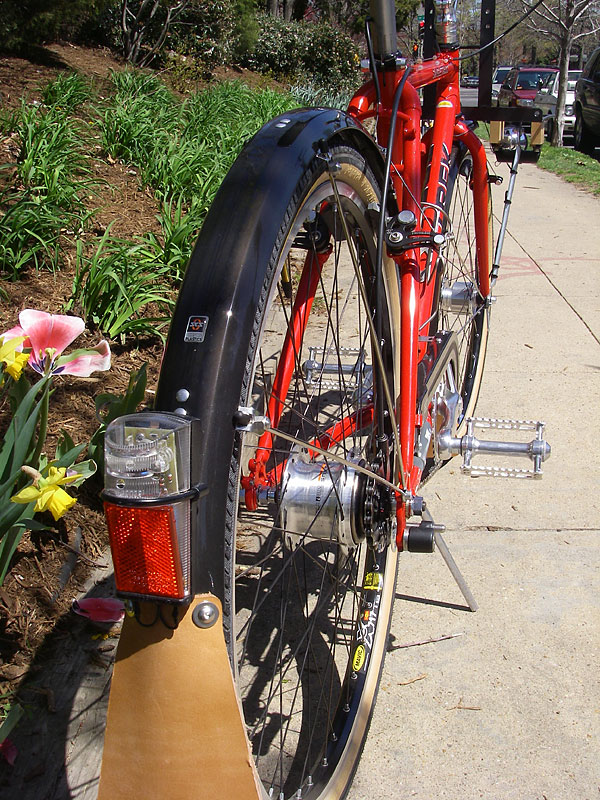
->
537 142 600 196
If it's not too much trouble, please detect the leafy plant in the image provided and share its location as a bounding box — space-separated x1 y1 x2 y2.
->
242 14 360 91
0 311 110 584
13 103 93 211
41 71 94 114
0 194 63 278
71 227 175 340
100 77 296 206
289 79 354 111
139 197 201 283
162 0 237 68
0 98 95 278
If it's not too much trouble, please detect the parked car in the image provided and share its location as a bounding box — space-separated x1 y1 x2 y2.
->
533 70 582 142
497 65 559 108
574 46 600 153
491 65 511 102
461 75 479 88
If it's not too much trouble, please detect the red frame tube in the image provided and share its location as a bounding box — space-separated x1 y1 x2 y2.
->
348 52 491 496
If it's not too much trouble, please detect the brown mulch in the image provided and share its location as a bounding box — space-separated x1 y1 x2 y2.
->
0 44 291 771
0 43 205 732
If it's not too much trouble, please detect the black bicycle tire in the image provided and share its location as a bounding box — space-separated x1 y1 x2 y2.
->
227 144 399 800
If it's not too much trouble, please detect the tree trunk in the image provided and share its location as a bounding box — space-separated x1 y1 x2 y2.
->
552 32 572 146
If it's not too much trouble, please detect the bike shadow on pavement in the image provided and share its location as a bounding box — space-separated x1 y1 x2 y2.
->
1 572 117 800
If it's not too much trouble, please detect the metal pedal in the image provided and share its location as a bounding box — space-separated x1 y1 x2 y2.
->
440 417 551 478
302 346 371 392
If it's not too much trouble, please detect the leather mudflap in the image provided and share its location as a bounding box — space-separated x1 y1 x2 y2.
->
97 594 262 800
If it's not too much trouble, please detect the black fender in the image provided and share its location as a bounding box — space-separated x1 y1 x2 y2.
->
155 107 386 599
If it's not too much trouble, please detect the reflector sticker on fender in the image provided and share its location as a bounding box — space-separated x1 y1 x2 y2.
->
184 316 209 343
363 572 383 591
353 645 366 672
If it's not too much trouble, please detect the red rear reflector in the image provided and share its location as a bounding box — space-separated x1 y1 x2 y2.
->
104 503 188 600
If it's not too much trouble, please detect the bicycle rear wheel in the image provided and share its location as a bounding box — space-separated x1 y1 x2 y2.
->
160 130 401 799
437 146 492 429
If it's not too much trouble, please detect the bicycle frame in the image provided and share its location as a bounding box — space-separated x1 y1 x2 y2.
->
241 4 492 535
347 40 492 512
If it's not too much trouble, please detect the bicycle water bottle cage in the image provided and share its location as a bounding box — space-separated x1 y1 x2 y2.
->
385 210 445 254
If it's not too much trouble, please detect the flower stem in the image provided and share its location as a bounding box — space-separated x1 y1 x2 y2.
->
30 379 51 468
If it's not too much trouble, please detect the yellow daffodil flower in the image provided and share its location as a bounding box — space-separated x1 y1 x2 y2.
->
11 466 80 521
0 336 29 380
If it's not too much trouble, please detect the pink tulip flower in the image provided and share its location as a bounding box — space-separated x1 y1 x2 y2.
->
1 310 111 377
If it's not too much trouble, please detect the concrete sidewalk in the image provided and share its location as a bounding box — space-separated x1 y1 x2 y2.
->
350 163 600 798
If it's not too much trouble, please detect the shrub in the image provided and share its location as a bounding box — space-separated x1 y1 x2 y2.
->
163 0 237 67
242 14 360 91
0 0 116 51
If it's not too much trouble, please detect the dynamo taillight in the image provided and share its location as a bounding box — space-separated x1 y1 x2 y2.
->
102 412 200 603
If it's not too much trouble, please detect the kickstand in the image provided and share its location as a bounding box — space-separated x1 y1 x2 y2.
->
425 511 478 611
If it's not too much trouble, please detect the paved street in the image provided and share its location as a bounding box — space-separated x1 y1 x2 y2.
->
349 159 600 798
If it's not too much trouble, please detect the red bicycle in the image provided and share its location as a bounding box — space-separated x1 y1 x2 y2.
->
99 1 550 798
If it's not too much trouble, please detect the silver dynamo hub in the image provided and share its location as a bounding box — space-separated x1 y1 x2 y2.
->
279 452 366 549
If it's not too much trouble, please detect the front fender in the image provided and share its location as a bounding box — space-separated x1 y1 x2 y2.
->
155 108 385 599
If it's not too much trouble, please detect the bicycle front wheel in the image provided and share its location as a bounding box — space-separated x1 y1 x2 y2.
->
231 145 400 800
159 126 401 800
437 146 492 429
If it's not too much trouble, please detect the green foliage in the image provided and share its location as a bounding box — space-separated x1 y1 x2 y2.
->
41 72 94 113
242 14 360 91
163 0 238 67
289 78 354 111
231 0 260 61
99 76 297 207
139 198 202 283
77 76 297 339
0 92 96 279
13 104 93 211
71 227 176 340
0 366 96 584
0 0 115 51
0 195 62 278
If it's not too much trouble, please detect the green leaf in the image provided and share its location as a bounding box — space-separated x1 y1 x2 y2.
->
0 376 48 484
0 518 31 585
95 363 147 424
51 442 87 470
16 518 55 532
66 459 96 486
56 429 76 460
0 703 24 745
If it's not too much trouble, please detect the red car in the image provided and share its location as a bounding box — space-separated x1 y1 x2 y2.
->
497 65 559 107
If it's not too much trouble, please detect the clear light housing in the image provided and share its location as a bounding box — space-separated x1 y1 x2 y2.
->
104 412 193 500
103 412 196 601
